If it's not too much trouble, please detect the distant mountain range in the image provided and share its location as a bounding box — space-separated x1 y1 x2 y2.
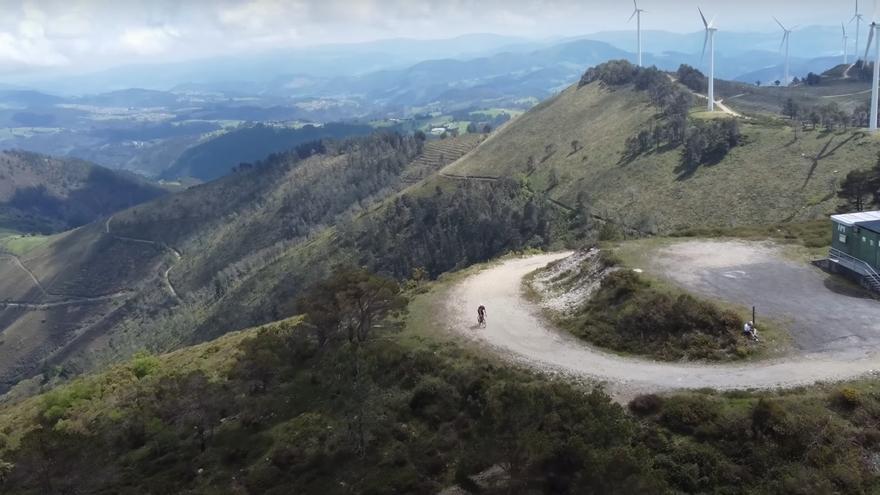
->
0 27 854 96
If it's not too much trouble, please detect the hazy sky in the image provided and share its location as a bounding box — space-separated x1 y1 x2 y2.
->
0 0 868 74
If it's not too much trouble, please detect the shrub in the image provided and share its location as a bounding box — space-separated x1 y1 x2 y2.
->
660 396 721 435
835 387 862 409
129 352 162 379
629 394 663 416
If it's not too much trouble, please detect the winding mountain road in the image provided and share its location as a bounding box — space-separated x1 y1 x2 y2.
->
445 253 880 395
105 214 181 301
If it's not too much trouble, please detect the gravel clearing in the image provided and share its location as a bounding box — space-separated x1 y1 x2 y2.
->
445 252 880 397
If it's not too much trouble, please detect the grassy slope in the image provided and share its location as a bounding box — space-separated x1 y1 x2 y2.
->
444 81 880 232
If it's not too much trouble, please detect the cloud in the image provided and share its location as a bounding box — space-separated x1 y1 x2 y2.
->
120 26 180 56
0 0 864 77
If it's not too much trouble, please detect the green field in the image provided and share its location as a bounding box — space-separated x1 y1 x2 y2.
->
0 234 52 255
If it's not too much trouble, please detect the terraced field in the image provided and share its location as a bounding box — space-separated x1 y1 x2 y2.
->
401 134 486 184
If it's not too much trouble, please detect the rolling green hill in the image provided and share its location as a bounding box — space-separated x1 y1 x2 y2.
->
441 68 880 232
0 151 167 234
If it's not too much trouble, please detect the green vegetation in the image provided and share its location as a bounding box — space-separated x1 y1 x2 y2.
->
0 276 666 494
1 265 879 493
673 219 831 251
630 383 880 493
0 234 51 255
554 267 755 361
345 178 588 278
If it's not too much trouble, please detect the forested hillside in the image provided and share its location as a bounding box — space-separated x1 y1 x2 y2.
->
0 151 167 234
0 133 494 391
160 122 373 182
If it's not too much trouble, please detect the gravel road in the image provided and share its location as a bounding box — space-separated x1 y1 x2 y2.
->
445 253 880 396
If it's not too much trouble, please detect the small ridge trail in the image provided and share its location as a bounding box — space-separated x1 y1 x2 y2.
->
444 253 880 397
105 214 182 302
0 254 130 308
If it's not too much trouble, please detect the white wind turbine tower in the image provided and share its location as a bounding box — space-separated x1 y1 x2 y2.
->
853 0 865 61
774 17 793 85
843 23 850 64
699 7 717 112
629 0 646 67
865 19 879 131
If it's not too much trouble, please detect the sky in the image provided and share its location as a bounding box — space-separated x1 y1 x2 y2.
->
0 0 868 75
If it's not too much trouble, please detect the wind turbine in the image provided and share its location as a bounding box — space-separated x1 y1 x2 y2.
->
699 7 717 112
843 23 850 64
852 0 865 61
629 1 646 67
865 20 879 131
774 17 793 85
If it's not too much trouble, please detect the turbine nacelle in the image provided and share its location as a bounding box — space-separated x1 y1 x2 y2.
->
699 7 718 62
865 21 878 61
628 0 646 22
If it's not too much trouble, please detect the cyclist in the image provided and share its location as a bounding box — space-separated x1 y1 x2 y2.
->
477 305 487 327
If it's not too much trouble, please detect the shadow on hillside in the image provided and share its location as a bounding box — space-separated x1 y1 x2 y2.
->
673 150 728 181
3 167 166 233
618 142 679 167
802 133 859 189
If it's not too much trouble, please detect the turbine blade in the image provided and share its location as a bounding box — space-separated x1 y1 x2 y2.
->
702 29 709 61
774 16 786 31
699 7 708 28
780 33 787 51
843 22 847 36
710 15 717 28
628 9 637 21
866 25 874 61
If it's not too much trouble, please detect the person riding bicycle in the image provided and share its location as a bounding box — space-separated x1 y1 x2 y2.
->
477 305 487 327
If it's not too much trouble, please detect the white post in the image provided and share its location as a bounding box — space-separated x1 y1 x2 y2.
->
871 27 879 131
708 31 715 111
637 12 642 67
